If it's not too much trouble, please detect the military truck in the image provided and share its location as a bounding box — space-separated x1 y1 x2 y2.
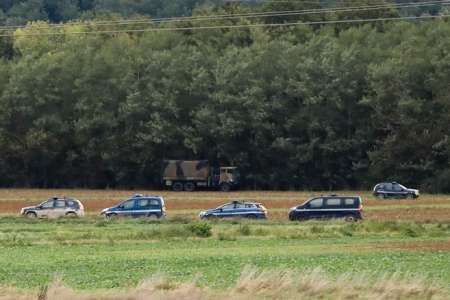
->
162 160 240 192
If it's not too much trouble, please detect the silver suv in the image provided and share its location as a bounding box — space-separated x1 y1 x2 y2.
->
20 197 85 218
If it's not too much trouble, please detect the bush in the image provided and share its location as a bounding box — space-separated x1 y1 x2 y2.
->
239 224 251 236
186 221 212 238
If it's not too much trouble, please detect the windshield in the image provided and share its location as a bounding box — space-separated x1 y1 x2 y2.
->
398 184 407 190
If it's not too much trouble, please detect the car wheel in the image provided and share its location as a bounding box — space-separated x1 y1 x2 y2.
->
26 211 37 219
66 212 77 218
106 213 118 220
184 182 195 192
407 194 415 199
345 215 357 222
147 214 159 220
172 182 183 192
220 183 231 192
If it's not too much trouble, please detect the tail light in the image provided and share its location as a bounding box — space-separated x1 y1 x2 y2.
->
358 204 363 211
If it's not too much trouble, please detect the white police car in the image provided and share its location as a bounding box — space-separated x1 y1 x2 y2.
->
199 200 267 219
100 194 166 219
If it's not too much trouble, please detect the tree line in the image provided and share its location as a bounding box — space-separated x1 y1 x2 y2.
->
0 2 450 191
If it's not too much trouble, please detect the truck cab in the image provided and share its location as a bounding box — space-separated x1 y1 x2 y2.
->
217 167 240 192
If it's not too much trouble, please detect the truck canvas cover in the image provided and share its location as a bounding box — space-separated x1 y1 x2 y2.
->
162 160 210 180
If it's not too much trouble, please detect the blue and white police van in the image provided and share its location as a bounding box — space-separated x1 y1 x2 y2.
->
199 200 267 219
101 194 166 219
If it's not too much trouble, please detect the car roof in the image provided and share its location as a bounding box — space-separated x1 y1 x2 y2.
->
130 194 163 199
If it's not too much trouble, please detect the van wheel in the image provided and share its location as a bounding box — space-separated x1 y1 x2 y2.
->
184 182 195 192
345 215 357 222
172 182 183 192
66 212 77 218
220 183 231 192
147 214 159 220
26 212 37 219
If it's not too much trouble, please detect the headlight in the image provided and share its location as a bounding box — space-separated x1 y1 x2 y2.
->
199 211 206 217
289 207 296 212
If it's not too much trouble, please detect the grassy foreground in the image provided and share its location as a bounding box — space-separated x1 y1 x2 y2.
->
0 217 449 294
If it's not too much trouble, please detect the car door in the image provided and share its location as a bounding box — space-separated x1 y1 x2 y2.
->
52 200 68 218
392 183 405 197
219 203 235 218
305 198 324 219
384 183 393 197
119 199 136 217
324 198 342 219
135 198 150 217
38 200 55 218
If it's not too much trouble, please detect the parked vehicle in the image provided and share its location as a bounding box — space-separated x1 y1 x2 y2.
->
373 182 419 199
162 160 240 192
20 197 84 218
100 194 166 219
199 200 267 219
288 195 362 222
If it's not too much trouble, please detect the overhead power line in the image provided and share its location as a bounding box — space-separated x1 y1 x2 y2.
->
0 14 448 38
0 0 448 32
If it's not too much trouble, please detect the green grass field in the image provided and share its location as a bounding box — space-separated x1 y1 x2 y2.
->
0 217 449 291
0 190 449 299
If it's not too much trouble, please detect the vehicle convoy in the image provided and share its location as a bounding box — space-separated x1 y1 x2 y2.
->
162 160 240 192
100 194 166 219
199 200 267 219
373 182 419 199
288 195 363 222
20 197 84 218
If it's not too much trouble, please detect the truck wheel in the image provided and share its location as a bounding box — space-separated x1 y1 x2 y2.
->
220 183 231 192
172 182 183 192
184 182 195 192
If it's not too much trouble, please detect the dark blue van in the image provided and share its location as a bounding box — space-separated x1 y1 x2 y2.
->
101 194 166 219
288 195 363 222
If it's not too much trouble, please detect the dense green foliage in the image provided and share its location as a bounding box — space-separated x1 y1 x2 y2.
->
0 217 449 288
0 1 450 190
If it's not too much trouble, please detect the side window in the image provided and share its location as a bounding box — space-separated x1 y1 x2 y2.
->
385 183 393 191
235 203 246 209
378 184 385 190
344 198 356 206
122 200 135 209
221 204 234 210
308 198 323 208
149 199 160 206
55 200 66 208
325 198 341 207
244 204 255 208
137 199 150 208
393 184 402 191
66 200 79 209
41 201 54 209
